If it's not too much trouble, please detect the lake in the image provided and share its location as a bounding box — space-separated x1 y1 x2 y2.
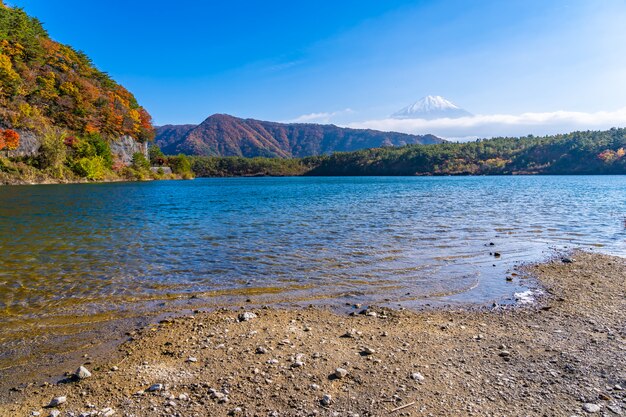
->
0 176 625 367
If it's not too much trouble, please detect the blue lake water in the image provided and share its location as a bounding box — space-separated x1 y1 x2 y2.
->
0 176 625 338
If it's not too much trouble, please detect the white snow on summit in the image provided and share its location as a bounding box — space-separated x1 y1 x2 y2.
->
392 95 473 120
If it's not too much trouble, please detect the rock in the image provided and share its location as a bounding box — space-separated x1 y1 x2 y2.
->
238 312 257 322
292 360 305 368
411 372 425 381
607 405 622 415
75 365 92 379
186 356 197 362
48 396 67 407
31 412 41 416
229 407 243 416
365 311 377 317
256 346 268 354
49 411 61 417
147 383 164 392
110 366 119 371
562 257 575 264
311 384 320 390
334 368 349 379
499 351 511 357
582 403 601 413
321 394 332 406
494 252 501 258
614 384 623 391
100 408 115 416
362 347 376 355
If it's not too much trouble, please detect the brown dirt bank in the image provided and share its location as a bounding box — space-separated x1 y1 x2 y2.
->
1 251 624 416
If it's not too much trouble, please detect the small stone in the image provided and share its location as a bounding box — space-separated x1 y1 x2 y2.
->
607 405 622 415
614 384 624 390
321 394 332 406
411 372 425 381
256 346 268 354
48 396 67 407
229 407 243 416
31 412 41 417
186 357 197 363
75 365 92 379
334 368 349 379
365 311 377 317
499 351 510 357
49 411 61 417
494 252 501 257
582 403 601 413
310 384 320 390
292 360 305 368
562 257 574 264
362 347 376 355
211 391 225 400
238 312 257 322
110 366 119 371
100 408 115 416
147 383 164 392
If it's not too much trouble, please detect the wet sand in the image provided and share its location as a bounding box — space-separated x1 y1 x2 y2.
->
1 251 625 416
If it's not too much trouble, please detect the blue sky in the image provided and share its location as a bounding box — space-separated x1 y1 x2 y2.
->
8 0 626 138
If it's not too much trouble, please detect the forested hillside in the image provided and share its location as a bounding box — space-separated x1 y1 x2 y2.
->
307 128 626 175
186 128 626 177
155 114 443 158
0 3 180 184
0 3 153 140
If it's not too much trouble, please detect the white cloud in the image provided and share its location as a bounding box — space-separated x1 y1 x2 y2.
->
344 108 626 141
285 108 355 124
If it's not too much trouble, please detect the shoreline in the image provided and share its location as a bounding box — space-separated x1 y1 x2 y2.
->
1 251 624 416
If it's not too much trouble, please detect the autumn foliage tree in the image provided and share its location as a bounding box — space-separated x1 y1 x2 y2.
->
0 128 19 150
0 3 155 142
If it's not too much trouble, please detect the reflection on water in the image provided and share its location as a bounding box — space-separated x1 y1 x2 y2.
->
0 176 624 361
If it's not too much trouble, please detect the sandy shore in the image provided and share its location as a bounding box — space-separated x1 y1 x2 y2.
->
1 251 624 416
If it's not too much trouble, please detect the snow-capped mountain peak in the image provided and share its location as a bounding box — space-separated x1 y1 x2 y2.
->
392 95 472 120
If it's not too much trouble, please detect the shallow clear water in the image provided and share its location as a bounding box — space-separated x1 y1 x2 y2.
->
0 176 624 331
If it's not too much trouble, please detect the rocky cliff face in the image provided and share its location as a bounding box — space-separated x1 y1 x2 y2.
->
4 130 40 158
4 131 147 165
109 135 148 165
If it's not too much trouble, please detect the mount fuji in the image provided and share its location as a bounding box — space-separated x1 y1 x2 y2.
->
392 95 473 120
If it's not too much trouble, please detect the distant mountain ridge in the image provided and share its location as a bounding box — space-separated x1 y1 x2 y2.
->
155 114 444 158
392 95 472 120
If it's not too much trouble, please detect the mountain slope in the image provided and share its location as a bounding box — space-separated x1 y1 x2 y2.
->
156 114 443 158
392 95 472 120
0 2 153 141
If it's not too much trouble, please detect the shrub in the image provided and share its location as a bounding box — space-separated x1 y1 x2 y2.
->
131 151 149 171
72 155 106 180
38 128 67 169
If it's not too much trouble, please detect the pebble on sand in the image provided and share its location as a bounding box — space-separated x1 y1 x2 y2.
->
47 396 66 407
582 403 601 413
238 312 258 322
411 372 425 381
75 365 92 379
321 394 332 406
334 368 349 379
147 383 164 392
